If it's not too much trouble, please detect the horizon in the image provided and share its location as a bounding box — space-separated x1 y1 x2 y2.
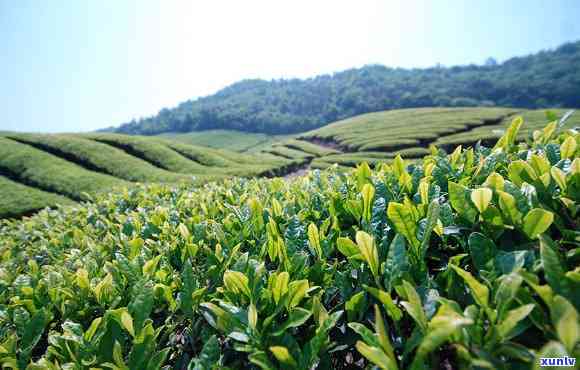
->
2 0 580 133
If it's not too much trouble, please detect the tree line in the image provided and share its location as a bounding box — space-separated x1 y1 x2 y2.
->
109 41 580 135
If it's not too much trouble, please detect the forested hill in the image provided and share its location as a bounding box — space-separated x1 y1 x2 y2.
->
110 41 580 135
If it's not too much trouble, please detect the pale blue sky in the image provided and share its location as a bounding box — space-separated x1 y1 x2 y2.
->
1 0 580 133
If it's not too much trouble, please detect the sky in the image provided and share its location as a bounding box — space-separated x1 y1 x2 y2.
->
1 0 580 133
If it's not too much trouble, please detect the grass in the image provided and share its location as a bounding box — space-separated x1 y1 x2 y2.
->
0 176 75 219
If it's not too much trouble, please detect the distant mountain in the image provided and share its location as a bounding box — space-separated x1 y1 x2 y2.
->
109 41 580 135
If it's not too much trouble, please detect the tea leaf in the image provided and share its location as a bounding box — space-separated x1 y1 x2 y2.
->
450 265 489 308
522 209 553 239
387 202 419 248
471 188 492 213
560 136 577 159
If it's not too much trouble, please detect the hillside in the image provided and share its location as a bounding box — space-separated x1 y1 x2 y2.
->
166 107 577 170
0 116 578 368
109 41 580 135
3 108 577 219
160 130 294 153
0 133 295 218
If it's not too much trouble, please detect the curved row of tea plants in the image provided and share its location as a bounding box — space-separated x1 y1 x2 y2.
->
0 117 578 369
259 108 579 172
0 132 295 218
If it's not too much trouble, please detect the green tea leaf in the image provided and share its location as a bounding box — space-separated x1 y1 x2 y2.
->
269 346 298 368
248 303 258 330
76 268 90 290
550 166 567 191
495 273 523 316
21 310 46 351
484 172 505 191
450 265 489 308
497 304 535 339
272 307 312 336
497 190 522 224
355 341 399 370
249 351 275 370
374 305 396 362
448 181 478 223
287 279 309 309
471 188 492 213
551 296 579 353
415 314 473 360
540 235 568 295
272 271 290 305
420 199 440 257
400 280 428 332
348 322 381 347
346 291 367 321
362 183 375 224
120 310 135 337
468 232 496 272
560 136 577 159
307 223 323 259
142 255 161 277
508 161 537 187
337 237 361 259
223 270 251 298
363 285 403 321
387 202 419 248
522 209 554 239
356 231 380 278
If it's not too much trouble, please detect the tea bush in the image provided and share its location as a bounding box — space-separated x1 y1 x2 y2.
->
0 117 578 369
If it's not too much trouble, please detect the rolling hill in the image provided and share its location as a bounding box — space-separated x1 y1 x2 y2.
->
159 130 293 153
1 115 578 368
162 107 579 170
107 40 580 135
2 107 577 219
0 133 296 218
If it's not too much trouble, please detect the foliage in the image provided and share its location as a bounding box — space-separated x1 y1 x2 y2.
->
3 133 192 183
0 136 126 201
0 133 294 219
301 107 519 151
0 116 578 368
109 41 580 135
0 177 75 219
160 130 294 153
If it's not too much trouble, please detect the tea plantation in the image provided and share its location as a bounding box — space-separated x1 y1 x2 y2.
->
0 133 295 218
180 107 579 171
0 116 578 369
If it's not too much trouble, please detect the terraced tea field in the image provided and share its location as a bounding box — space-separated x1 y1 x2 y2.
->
247 107 579 169
1 116 578 368
3 107 577 219
160 130 294 153
0 133 296 218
